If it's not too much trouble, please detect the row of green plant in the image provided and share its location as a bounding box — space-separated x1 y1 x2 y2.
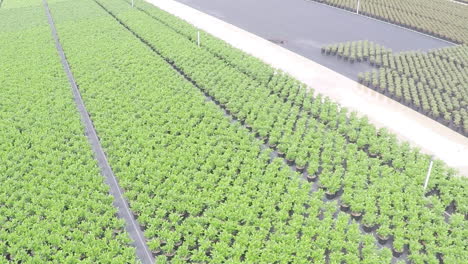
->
367 50 467 135
431 44 468 67
370 52 467 92
48 0 393 263
358 67 468 135
322 40 467 135
321 40 392 62
0 3 136 262
310 0 468 44
95 0 468 262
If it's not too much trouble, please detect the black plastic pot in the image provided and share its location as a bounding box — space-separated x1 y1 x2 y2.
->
325 191 338 200
340 203 350 212
165 252 175 257
392 249 403 258
306 174 317 182
350 211 362 220
296 165 306 173
362 224 377 233
152 250 162 258
377 235 389 245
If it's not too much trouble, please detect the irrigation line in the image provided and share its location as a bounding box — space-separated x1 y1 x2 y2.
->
93 2 411 261
304 0 458 46
42 1 154 263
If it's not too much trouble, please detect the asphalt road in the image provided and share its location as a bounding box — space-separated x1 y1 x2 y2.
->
175 0 453 80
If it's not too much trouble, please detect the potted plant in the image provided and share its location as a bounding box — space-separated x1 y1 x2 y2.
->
295 155 307 172
148 240 162 256
340 191 352 212
361 213 377 232
377 224 392 245
350 207 363 220
306 158 319 182
392 237 406 257
285 147 297 165
276 142 288 157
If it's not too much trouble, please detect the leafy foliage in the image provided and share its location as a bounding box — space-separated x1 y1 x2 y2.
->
323 40 468 136
3 0 467 263
364 49 467 135
47 0 393 262
322 40 392 62
0 2 136 263
91 0 468 262
431 44 468 68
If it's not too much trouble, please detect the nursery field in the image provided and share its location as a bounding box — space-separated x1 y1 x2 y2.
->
0 1 136 263
1 0 467 263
